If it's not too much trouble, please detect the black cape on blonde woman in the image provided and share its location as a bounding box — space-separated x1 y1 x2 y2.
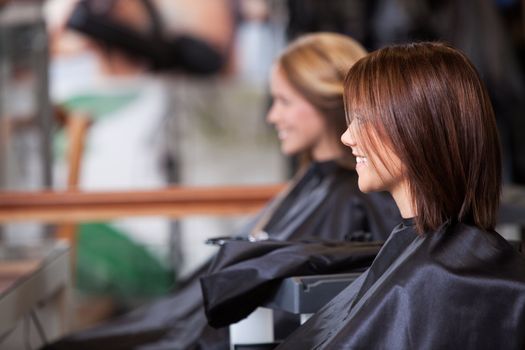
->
200 239 382 328
275 219 525 350
42 160 400 350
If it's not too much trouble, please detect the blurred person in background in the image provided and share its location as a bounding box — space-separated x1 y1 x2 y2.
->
233 0 285 83
43 0 234 315
42 32 401 350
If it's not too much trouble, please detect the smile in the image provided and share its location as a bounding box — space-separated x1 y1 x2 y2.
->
277 129 289 140
356 156 368 164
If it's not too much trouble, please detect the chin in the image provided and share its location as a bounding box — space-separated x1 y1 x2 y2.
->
358 185 372 193
281 144 300 156
281 148 293 156
358 180 382 193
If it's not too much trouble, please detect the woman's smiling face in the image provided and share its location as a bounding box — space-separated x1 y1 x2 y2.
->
340 119 406 195
266 65 336 160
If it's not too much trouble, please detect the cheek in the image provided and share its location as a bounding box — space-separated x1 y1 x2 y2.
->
275 105 301 128
299 108 326 134
369 157 405 191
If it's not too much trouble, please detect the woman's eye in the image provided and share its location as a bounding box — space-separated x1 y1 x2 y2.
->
353 115 365 126
278 97 291 106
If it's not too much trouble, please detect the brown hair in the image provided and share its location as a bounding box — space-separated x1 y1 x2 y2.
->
344 42 501 232
277 32 367 163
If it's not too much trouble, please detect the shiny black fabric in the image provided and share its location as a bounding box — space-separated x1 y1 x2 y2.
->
42 161 400 350
276 219 525 350
244 161 400 242
201 240 383 328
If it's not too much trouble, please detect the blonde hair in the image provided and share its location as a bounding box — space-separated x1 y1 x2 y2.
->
277 33 367 163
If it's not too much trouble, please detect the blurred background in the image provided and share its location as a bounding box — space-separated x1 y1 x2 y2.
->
0 0 524 335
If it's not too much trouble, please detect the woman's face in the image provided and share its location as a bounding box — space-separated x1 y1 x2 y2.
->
341 120 405 194
267 65 334 160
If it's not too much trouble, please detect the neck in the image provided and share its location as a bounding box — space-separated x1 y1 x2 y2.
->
390 180 416 219
312 140 344 162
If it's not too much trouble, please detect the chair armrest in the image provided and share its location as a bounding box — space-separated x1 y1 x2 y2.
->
264 272 362 314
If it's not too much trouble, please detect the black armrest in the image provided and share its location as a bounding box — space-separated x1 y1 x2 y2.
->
264 272 362 314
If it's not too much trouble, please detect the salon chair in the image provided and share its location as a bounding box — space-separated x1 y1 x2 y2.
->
229 272 362 350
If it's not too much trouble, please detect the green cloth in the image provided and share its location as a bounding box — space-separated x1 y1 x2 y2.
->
76 223 174 302
62 92 139 119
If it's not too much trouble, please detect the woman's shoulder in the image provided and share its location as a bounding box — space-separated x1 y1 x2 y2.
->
425 221 525 282
446 221 522 255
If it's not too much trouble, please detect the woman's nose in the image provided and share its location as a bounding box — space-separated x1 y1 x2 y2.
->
341 127 356 147
266 103 278 124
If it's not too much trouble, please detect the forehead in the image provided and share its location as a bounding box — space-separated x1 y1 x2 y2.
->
269 65 290 92
344 95 368 124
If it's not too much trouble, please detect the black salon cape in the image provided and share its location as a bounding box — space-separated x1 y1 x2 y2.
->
276 219 525 350
42 161 400 350
201 240 383 328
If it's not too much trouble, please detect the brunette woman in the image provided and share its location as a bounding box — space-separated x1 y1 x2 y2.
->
276 42 525 349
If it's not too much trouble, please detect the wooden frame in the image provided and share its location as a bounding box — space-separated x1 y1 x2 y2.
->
0 184 285 223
